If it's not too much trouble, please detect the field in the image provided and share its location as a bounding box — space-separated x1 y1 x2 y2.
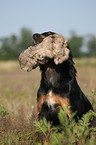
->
0 58 96 144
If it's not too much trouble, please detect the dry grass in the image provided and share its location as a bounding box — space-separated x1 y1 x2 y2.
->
0 58 96 144
74 58 96 95
0 58 96 118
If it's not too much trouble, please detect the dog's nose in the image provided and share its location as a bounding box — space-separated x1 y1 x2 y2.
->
33 33 40 40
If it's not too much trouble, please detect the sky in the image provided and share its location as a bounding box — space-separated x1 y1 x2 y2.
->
0 0 96 38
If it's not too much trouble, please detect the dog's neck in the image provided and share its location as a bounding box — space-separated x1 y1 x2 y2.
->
39 58 77 90
45 67 60 87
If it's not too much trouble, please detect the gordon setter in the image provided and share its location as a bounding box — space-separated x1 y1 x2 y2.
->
32 31 93 125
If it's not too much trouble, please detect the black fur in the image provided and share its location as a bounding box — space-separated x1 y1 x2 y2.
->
33 31 93 125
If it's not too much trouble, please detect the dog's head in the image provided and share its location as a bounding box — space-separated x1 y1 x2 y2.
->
32 31 72 65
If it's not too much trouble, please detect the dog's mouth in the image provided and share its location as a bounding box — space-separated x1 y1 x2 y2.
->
37 57 49 65
37 58 55 68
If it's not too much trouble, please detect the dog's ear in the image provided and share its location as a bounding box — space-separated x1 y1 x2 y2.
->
66 43 77 76
66 43 73 61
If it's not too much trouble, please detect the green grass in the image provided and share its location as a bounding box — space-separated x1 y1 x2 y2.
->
0 58 96 144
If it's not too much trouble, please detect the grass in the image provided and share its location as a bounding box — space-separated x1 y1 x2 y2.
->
0 58 96 144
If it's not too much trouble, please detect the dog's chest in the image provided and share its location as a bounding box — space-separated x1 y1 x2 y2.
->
47 91 56 107
37 90 71 117
45 68 60 86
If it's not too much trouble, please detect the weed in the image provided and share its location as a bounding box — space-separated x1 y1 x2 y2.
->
0 104 11 120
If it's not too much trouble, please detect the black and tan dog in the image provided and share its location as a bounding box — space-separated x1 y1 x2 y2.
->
32 31 93 125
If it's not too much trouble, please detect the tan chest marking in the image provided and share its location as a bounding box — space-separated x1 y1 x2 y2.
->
37 91 71 117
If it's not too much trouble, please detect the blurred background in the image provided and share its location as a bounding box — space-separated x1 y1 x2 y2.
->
0 0 96 59
0 1 96 143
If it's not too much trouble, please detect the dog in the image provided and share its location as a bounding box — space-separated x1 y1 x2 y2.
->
32 31 93 125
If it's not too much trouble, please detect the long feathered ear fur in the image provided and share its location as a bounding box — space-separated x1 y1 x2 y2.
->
63 43 77 78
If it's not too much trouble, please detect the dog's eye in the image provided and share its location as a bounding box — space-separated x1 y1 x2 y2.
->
35 34 40 38
33 33 40 39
